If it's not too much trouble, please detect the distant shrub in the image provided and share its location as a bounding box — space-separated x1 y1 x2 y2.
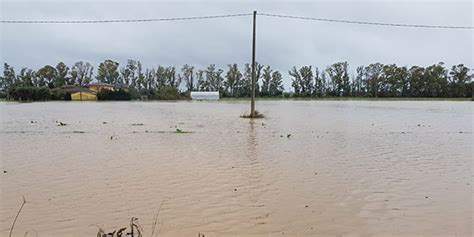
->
9 87 50 101
155 87 187 100
97 89 131 100
50 90 71 100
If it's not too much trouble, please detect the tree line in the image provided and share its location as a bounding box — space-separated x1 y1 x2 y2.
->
0 60 471 100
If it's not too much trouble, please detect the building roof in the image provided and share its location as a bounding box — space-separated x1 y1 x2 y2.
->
58 85 93 93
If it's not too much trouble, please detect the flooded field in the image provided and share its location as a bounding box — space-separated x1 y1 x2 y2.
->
0 101 472 236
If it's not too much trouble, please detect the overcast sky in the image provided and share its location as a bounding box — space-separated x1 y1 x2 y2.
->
1 0 472 88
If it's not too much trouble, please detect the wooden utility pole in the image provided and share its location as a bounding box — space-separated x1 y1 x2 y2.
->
250 10 257 117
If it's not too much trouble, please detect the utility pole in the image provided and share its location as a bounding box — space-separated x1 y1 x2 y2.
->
250 10 257 117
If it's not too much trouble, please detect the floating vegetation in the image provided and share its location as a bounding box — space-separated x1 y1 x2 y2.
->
97 201 164 237
56 121 67 126
97 217 143 237
174 128 191 134
144 130 166 134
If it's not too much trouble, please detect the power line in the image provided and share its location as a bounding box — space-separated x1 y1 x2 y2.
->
0 13 252 24
259 13 473 30
1 11 472 30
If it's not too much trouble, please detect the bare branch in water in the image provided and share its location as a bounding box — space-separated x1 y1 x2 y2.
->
23 229 38 237
9 196 26 237
151 200 165 237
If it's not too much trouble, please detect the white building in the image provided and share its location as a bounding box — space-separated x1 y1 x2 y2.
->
190 91 219 100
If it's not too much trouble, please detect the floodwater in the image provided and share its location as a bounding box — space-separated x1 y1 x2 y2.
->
0 101 472 236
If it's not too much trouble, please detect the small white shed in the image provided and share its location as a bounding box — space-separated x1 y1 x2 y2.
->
190 91 220 100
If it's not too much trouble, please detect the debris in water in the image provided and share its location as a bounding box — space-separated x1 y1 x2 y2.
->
234 188 238 191
3 170 6 174
72 131 85 134
175 128 190 134
287 134 292 138
305 205 309 208
102 122 107 124
57 121 67 126
130 123 144 126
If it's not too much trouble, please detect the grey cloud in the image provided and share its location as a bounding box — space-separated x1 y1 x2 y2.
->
1 0 472 89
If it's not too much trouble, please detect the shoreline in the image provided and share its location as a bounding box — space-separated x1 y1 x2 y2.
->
1 97 472 103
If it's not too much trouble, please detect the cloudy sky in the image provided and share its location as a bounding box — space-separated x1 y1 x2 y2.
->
1 0 472 88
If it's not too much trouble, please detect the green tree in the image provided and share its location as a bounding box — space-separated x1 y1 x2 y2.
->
36 65 57 88
181 64 195 93
260 66 272 97
326 62 350 96
136 61 145 90
269 71 284 96
224 64 242 97
119 59 138 87
55 62 70 86
205 64 224 92
408 66 425 97
71 61 94 86
97 59 120 84
289 66 302 95
424 63 448 97
196 69 207 91
314 67 325 97
0 63 16 98
448 64 471 97
18 67 35 87
381 64 409 97
363 63 384 97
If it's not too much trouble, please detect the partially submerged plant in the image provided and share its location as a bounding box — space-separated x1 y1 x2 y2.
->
174 128 190 134
56 121 67 126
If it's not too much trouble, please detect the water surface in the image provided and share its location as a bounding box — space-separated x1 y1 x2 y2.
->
1 101 472 236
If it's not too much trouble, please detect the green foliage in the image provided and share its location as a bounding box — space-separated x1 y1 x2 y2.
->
3 60 472 101
156 87 184 100
8 87 50 101
50 89 71 100
97 89 131 101
71 61 94 86
97 60 120 84
181 64 195 93
36 65 57 88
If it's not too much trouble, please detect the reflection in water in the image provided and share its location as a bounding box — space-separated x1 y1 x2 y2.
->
246 120 258 161
0 101 472 236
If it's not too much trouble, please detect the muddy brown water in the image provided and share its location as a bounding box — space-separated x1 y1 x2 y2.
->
0 101 472 236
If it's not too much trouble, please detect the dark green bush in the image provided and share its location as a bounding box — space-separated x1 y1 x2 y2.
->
97 89 131 100
8 87 50 101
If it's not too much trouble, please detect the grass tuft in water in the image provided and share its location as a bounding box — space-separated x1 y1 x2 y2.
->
174 128 190 134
